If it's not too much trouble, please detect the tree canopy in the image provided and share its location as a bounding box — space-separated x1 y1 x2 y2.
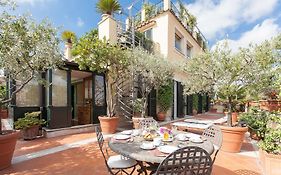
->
0 1 62 105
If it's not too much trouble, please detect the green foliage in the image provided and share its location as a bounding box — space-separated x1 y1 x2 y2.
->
192 94 199 111
178 0 197 30
239 108 268 139
258 112 281 154
143 3 155 20
96 0 121 15
133 98 142 113
183 37 280 125
72 29 130 117
0 2 62 105
157 82 173 112
0 85 6 100
61 30 76 43
14 111 46 130
128 47 174 117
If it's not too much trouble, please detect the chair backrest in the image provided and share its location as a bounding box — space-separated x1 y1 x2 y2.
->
155 146 213 175
139 118 159 130
95 125 114 174
202 125 223 150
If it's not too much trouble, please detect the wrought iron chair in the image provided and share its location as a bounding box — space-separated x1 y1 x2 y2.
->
139 118 159 130
201 124 223 163
155 146 213 175
95 126 137 175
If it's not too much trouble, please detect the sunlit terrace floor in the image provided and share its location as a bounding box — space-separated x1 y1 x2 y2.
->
0 113 262 175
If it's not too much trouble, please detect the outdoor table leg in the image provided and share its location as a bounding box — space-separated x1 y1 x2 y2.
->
137 161 148 175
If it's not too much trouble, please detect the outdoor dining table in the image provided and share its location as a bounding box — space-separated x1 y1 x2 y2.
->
108 130 214 174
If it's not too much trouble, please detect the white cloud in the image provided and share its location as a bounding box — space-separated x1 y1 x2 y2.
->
15 0 54 6
213 18 281 52
186 0 279 39
77 17 84 27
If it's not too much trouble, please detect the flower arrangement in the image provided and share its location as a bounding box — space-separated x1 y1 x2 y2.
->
159 127 172 135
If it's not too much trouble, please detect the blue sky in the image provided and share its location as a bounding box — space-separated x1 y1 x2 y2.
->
13 0 281 50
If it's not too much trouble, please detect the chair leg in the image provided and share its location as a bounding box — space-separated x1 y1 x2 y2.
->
212 150 219 165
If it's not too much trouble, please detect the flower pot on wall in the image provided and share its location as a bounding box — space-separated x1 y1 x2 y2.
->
98 116 119 134
259 100 281 112
157 112 166 121
259 149 281 175
220 125 248 153
22 125 39 140
0 131 20 170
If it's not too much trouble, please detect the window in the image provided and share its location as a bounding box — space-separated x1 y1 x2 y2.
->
16 78 40 107
175 33 182 51
144 28 153 40
186 44 192 58
52 69 67 106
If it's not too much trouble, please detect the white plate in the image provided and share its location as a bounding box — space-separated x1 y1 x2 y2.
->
140 143 156 150
176 134 189 141
158 145 179 154
113 134 131 140
121 130 133 135
185 133 200 139
190 137 203 143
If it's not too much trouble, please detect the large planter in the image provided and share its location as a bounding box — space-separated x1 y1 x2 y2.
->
259 100 281 112
0 131 20 170
98 116 119 134
22 125 39 140
220 125 248 153
157 112 166 121
0 109 8 119
259 149 281 175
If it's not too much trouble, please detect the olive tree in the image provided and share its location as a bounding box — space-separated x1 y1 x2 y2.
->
0 1 62 133
183 37 280 126
128 47 174 118
72 29 130 117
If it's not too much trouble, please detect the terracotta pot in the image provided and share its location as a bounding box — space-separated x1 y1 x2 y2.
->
22 125 39 140
220 125 248 153
0 131 20 170
98 116 119 134
231 112 239 124
259 149 281 175
157 112 166 121
0 109 8 119
249 101 259 107
192 109 198 115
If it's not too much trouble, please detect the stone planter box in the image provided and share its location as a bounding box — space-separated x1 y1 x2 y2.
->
259 149 281 175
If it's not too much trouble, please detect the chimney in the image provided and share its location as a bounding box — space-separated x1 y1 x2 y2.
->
64 42 72 61
163 0 171 11
98 14 118 44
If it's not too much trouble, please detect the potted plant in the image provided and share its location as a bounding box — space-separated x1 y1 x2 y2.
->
132 98 144 129
128 47 173 120
0 1 62 170
239 107 268 140
96 0 121 19
0 85 8 119
157 82 173 121
258 112 281 175
182 38 279 153
73 29 130 134
14 112 45 140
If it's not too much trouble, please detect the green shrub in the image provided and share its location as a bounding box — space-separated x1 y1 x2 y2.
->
239 107 268 139
157 82 173 113
133 98 142 113
258 112 281 154
14 111 46 130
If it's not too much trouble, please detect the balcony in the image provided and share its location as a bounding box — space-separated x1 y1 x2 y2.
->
134 0 208 50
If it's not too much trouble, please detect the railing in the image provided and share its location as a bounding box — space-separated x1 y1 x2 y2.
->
170 1 207 49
